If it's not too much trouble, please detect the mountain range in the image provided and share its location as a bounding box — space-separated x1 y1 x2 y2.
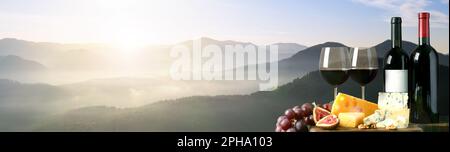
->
26 39 448 132
0 55 46 73
0 38 448 131
0 37 307 84
36 65 448 131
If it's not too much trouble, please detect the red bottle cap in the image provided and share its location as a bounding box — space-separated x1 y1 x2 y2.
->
419 12 430 19
418 12 430 38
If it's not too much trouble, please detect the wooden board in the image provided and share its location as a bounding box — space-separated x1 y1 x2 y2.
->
310 125 423 132
309 123 448 132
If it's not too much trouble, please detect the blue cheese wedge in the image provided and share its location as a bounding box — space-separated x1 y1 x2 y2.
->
378 92 408 109
376 118 398 129
363 92 410 129
384 109 410 129
363 110 386 126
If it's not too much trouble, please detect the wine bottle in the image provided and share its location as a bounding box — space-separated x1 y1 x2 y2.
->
383 17 409 93
410 12 439 123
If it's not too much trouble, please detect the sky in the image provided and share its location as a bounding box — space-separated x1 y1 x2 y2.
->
0 0 449 53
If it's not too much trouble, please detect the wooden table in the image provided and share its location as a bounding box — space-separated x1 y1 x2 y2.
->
310 123 448 132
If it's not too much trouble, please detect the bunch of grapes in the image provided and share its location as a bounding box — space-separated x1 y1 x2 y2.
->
275 102 332 132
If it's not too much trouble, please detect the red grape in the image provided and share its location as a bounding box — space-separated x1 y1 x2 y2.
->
279 118 291 130
304 115 315 126
277 116 286 124
292 106 304 119
275 126 283 132
295 120 308 132
284 109 296 120
286 127 296 132
275 103 318 132
301 103 313 116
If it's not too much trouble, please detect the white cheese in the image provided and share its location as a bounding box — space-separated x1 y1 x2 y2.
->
363 110 385 125
384 109 410 129
370 92 410 129
378 92 408 109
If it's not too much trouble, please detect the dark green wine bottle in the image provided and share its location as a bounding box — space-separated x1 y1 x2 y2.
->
410 12 439 123
383 17 408 93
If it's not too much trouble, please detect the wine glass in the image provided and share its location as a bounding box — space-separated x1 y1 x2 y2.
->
319 47 351 99
349 47 379 100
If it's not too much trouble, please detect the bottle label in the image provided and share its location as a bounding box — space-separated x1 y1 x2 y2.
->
385 70 408 92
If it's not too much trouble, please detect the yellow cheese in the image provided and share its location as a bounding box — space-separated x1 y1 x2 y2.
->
338 112 365 128
331 93 378 117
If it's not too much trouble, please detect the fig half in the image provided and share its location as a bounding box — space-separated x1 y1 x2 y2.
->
316 115 339 129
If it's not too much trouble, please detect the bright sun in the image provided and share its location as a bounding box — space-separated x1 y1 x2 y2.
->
94 0 156 54
92 0 193 54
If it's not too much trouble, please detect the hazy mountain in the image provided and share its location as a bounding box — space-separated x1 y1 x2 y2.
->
178 37 307 62
0 39 448 131
35 64 448 131
0 79 67 104
0 38 120 83
0 37 306 84
34 39 449 131
0 38 57 62
0 38 109 65
0 79 69 131
277 42 347 84
0 55 49 84
273 43 308 60
374 40 449 66
59 77 260 107
274 40 449 84
48 37 309 107
0 55 46 73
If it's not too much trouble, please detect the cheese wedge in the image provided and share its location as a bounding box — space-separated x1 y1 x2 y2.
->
363 92 410 129
378 92 408 110
338 112 365 128
383 108 410 129
331 93 378 117
363 109 386 126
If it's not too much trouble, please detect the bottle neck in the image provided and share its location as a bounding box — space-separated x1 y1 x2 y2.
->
391 23 402 48
419 37 430 45
418 17 430 45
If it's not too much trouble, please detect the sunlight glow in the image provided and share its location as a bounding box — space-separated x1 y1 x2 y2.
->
91 0 193 53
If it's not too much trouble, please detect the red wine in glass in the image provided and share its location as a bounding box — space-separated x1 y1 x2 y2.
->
349 68 378 86
349 47 379 100
319 47 351 98
320 69 349 86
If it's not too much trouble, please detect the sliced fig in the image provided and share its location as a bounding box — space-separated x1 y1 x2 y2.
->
316 115 339 129
313 103 331 123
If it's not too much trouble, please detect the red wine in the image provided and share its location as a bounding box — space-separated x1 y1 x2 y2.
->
410 12 439 123
349 69 378 86
383 17 409 93
320 69 349 86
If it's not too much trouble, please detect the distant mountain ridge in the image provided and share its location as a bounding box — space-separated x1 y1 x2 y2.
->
277 41 347 84
0 79 68 131
178 37 307 61
0 38 448 131
35 40 449 132
275 39 448 84
0 37 308 83
1 37 447 85
0 55 46 73
36 64 448 131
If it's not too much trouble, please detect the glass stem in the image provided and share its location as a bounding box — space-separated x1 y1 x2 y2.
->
361 85 365 100
334 86 338 99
